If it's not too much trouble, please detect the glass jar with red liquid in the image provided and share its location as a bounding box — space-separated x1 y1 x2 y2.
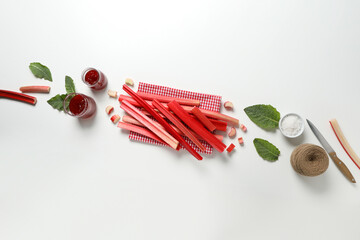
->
81 67 108 90
63 93 96 119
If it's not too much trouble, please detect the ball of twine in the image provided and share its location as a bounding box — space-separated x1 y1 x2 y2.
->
290 144 329 176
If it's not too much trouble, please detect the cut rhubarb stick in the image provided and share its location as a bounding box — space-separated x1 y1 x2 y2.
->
107 90 117 98
137 92 200 106
228 127 236 138
19 86 50 93
330 119 360 169
240 124 247 132
105 105 114 115
168 100 227 153
123 85 203 160
123 115 224 142
191 106 216 132
224 101 234 110
153 99 206 152
110 114 121 124
238 137 244 145
119 94 238 126
117 122 166 145
0 89 37 105
227 143 235 153
125 78 134 86
121 100 179 150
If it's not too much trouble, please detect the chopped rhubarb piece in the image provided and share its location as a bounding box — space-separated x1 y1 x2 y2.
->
240 124 247 132
168 100 227 153
152 99 206 152
238 137 244 145
228 127 236 138
122 85 202 160
19 86 50 93
105 105 114 115
125 78 134 86
0 89 37 105
117 122 166 144
137 92 200 106
227 143 235 152
191 107 216 132
121 100 179 150
110 114 120 123
107 90 117 98
224 101 234 110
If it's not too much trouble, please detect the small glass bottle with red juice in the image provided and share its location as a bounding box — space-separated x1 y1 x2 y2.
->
63 93 96 119
81 68 108 90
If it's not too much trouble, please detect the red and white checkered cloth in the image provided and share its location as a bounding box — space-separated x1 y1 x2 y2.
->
128 82 222 154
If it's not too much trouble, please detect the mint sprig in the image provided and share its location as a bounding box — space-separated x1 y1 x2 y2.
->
29 62 53 81
47 76 76 111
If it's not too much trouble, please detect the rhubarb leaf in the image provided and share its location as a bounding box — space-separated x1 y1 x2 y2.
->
244 104 280 129
47 94 67 111
65 76 76 93
253 138 280 162
29 62 52 81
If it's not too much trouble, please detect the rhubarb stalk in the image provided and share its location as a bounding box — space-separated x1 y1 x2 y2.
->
118 122 166 144
122 85 203 160
19 86 50 93
137 92 200 106
191 107 216 132
168 100 227 153
0 89 37 105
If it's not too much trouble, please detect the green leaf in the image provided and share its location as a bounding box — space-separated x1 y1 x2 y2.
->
47 94 67 111
244 104 280 129
253 138 280 162
65 76 76 93
29 62 52 81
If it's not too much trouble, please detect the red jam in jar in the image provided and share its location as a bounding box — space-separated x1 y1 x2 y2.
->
81 68 108 90
64 93 96 119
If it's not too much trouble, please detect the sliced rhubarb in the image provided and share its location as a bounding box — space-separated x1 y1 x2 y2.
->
137 92 200 106
0 89 37 105
121 100 179 149
168 100 227 153
123 115 224 142
152 99 206 151
123 85 203 160
19 86 50 93
117 122 166 144
227 143 235 153
191 107 216 132
330 119 360 169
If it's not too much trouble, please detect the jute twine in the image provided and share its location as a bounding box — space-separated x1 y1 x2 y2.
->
290 144 329 176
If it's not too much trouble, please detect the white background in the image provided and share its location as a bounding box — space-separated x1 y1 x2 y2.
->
1 0 359 239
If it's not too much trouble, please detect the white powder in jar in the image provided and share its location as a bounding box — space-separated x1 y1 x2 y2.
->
280 114 303 136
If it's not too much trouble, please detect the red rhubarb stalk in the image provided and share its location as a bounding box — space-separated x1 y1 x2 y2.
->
117 122 166 144
137 92 200 106
191 107 216 132
152 99 206 151
0 89 37 105
123 115 224 142
168 100 227 153
121 100 179 149
122 85 203 160
19 86 50 93
119 94 236 127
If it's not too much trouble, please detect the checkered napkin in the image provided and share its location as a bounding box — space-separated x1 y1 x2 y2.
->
128 82 222 154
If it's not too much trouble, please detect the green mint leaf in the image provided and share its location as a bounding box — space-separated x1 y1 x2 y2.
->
47 94 67 111
253 138 280 162
244 104 280 129
65 76 76 93
29 62 53 81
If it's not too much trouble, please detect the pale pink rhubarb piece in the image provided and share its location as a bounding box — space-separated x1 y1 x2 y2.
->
107 90 117 98
238 137 244 145
105 105 114 115
125 78 134 86
224 101 234 110
19 86 50 93
240 124 247 132
110 114 121 123
228 127 236 138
